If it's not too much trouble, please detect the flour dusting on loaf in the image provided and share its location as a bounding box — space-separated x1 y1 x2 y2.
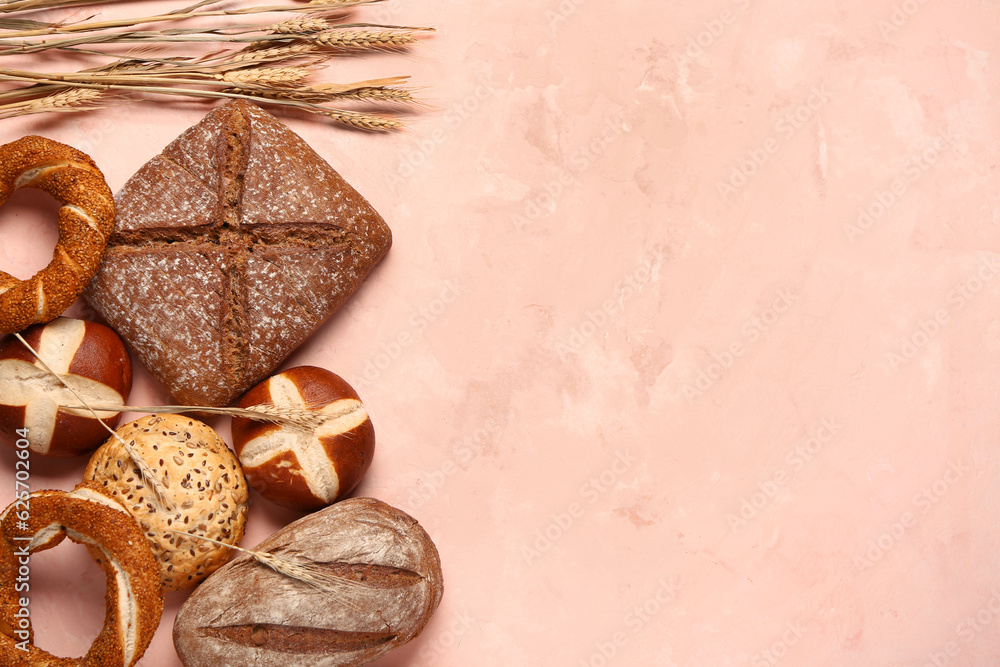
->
85 101 391 407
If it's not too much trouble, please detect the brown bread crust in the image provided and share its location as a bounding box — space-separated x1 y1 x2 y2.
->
85 101 392 407
231 366 376 511
173 497 443 667
0 136 115 336
0 317 132 457
0 484 163 667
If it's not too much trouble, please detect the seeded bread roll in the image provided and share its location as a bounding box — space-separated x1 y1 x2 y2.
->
83 414 249 590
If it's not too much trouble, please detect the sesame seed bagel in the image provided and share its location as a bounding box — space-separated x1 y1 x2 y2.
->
0 483 163 667
0 135 115 336
83 414 249 591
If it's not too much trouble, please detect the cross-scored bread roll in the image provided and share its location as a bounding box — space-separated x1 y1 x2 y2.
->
231 366 375 511
0 317 132 456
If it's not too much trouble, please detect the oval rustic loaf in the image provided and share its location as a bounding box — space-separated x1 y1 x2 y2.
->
172 497 444 667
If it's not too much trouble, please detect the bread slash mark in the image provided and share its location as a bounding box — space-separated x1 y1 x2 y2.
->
200 623 396 653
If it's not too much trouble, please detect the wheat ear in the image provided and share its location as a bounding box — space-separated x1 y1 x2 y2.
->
58 402 334 430
168 529 363 607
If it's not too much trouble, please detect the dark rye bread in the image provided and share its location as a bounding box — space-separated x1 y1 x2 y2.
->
85 101 391 407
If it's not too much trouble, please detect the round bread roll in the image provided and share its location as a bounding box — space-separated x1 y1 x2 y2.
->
0 316 132 457
231 366 375 512
83 414 249 590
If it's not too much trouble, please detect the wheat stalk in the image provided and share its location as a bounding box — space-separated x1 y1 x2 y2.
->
59 402 333 430
222 75 410 102
270 16 331 34
167 529 364 607
220 66 311 84
228 42 319 63
321 106 400 129
0 0 427 128
0 86 104 115
334 85 413 102
0 0 380 31
311 28 417 49
0 70 406 130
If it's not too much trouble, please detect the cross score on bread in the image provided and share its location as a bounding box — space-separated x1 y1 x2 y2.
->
232 367 375 511
0 317 131 456
84 101 392 408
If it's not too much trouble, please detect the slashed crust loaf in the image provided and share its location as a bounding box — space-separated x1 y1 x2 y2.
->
172 497 443 667
84 100 392 407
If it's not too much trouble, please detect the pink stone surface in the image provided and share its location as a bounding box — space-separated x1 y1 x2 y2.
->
2 1 1000 665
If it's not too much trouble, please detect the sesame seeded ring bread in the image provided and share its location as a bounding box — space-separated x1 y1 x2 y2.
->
83 414 249 590
0 484 163 667
0 136 115 336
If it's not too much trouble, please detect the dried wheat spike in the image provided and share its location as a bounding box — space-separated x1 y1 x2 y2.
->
312 29 416 49
270 16 331 34
323 107 400 130
23 87 104 113
221 67 311 84
229 43 318 63
334 86 412 102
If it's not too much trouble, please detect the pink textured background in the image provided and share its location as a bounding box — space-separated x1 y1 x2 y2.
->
3 0 1000 665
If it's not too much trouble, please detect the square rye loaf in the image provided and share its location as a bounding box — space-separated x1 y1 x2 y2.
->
85 101 391 407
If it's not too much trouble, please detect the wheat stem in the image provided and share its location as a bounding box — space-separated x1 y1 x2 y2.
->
60 402 332 430
166 529 362 607
0 70 404 129
0 0 383 37
0 0 425 127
